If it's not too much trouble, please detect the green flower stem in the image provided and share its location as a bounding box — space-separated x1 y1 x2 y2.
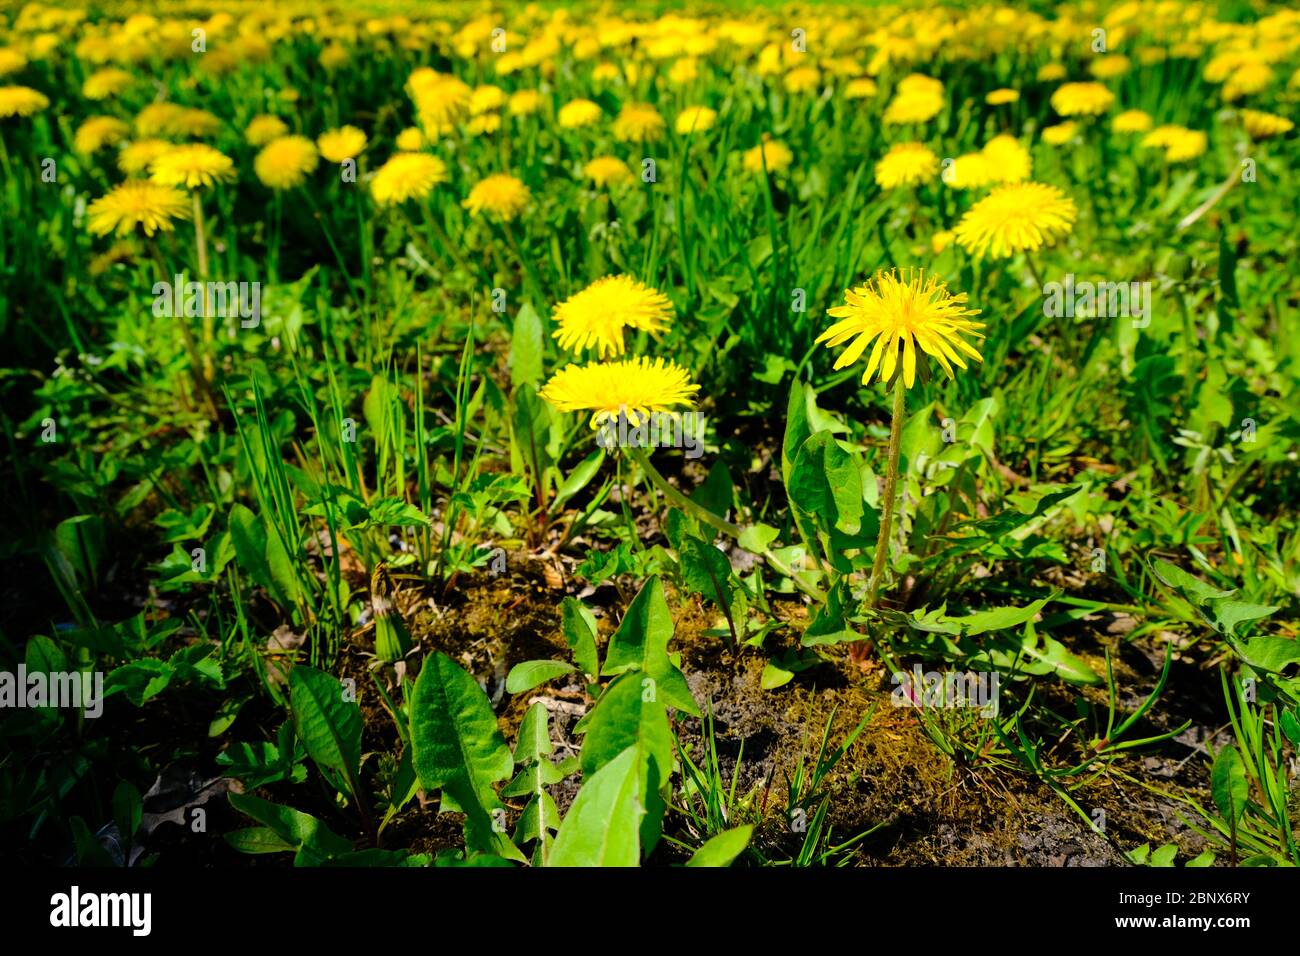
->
863 374 906 614
625 443 739 538
625 444 828 603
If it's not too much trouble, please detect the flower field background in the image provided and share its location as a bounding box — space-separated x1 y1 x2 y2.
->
2 0 1299 870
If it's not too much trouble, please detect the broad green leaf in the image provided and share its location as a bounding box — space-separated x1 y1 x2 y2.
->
685 825 753 867
601 576 700 716
224 827 296 855
549 746 643 867
227 792 353 861
1211 745 1248 824
506 659 576 695
554 449 605 506
679 535 734 606
112 780 142 841
510 301 545 388
578 672 672 851
289 666 362 800
410 652 523 861
789 431 863 534
561 597 600 678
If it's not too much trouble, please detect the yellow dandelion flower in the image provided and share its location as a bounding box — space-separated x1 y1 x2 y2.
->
254 135 318 190
668 58 698 85
1089 55 1131 80
0 49 28 77
395 127 424 151
466 114 501 136
149 143 236 189
1223 62 1274 101
82 67 133 100
784 66 821 94
509 90 543 116
875 142 939 189
985 88 1019 105
816 269 984 389
845 77 878 99
370 152 448 205
584 155 634 188
0 85 49 118
943 152 993 190
1037 63 1068 82
954 182 1078 260
1112 109 1153 133
931 230 955 255
552 275 673 357
317 126 367 164
981 134 1032 183
462 173 530 221
743 138 793 174
1240 108 1293 140
558 98 602 129
245 114 289 147
1051 82 1115 116
613 103 665 143
134 102 184 137
470 85 506 116
1141 125 1207 161
408 69 471 135
118 138 171 176
171 108 221 138
884 88 944 125
74 116 129 154
675 105 717 135
319 43 350 71
540 356 700 429
1041 121 1078 145
86 180 190 237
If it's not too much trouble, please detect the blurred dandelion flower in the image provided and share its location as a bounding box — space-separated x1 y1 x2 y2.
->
552 275 673 357
370 152 448 204
1050 82 1114 116
462 173 530 220
985 88 1019 105
74 116 129 154
82 67 132 100
943 152 993 189
118 138 171 176
816 269 983 388
254 135 319 189
317 125 367 164
584 155 633 187
540 356 699 428
875 142 939 189
558 98 602 128
743 137 793 174
613 103 665 142
1240 108 1293 139
245 114 289 146
86 180 190 237
954 182 1077 259
1112 109 1154 133
149 143 236 189
394 127 425 151
1041 122 1078 145
0 85 49 117
508 90 543 116
675 105 717 135
981 134 1031 182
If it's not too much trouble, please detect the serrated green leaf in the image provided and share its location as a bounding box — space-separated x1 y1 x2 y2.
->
410 652 523 861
